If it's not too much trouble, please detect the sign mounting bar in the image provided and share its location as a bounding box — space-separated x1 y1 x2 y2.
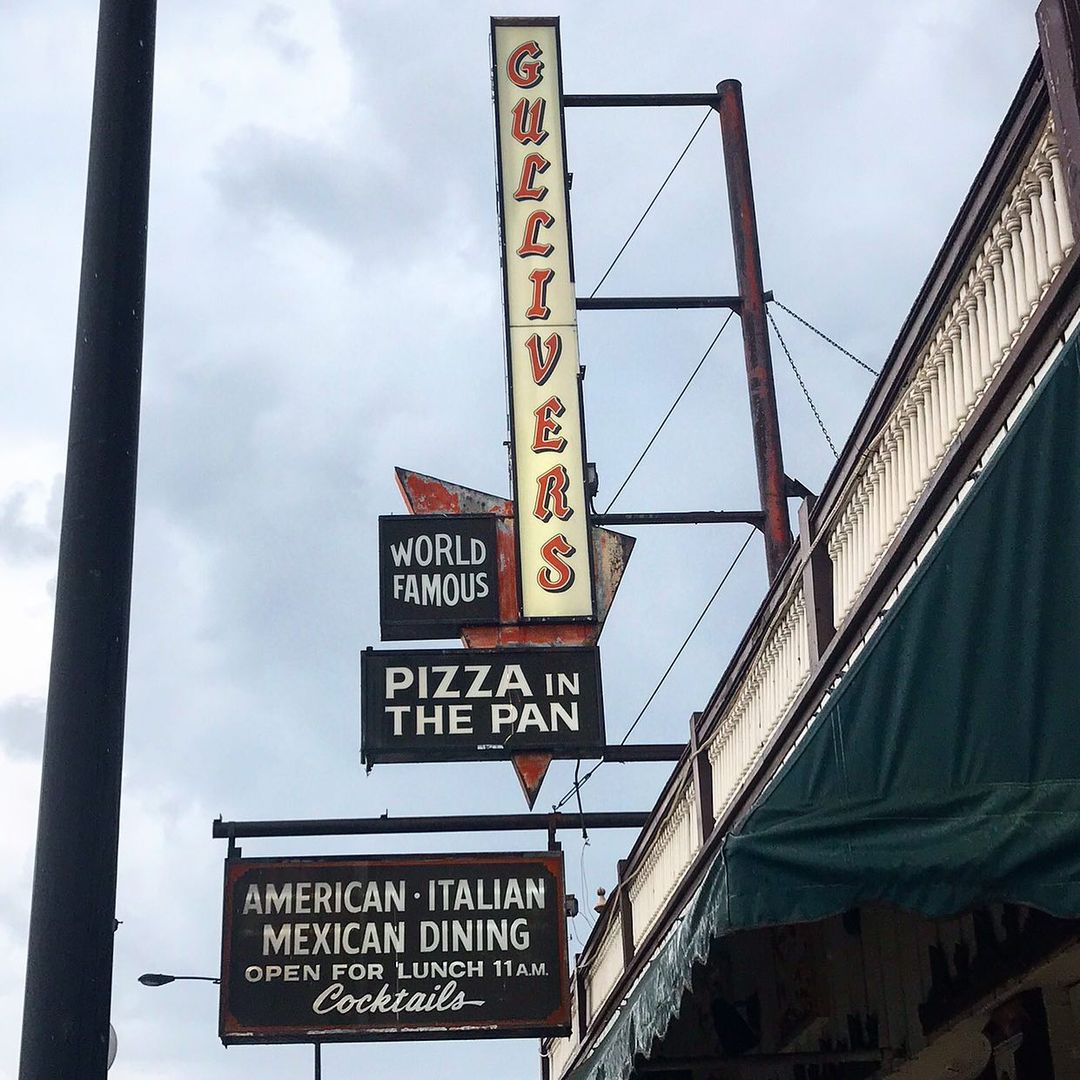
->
212 812 650 840
563 93 721 108
576 294 753 310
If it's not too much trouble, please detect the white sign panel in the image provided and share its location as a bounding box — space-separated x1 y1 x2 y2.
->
492 18 595 621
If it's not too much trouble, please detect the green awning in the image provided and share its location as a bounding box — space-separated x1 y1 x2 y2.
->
570 332 1080 1080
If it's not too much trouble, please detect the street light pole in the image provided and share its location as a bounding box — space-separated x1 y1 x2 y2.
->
19 2 156 1078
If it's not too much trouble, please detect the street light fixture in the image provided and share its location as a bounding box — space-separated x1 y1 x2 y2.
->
138 972 220 987
137 973 320 1077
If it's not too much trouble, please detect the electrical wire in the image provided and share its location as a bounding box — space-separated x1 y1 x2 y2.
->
603 311 735 513
766 305 838 458
551 528 756 813
577 835 596 929
588 109 713 299
770 299 879 376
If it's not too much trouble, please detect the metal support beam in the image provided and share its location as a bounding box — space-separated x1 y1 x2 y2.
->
20 3 156 1078
576 295 748 310
600 743 684 762
213 812 651 840
564 93 720 108
716 80 793 581
593 511 764 528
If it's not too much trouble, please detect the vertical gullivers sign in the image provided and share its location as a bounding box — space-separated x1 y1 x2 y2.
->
492 18 595 622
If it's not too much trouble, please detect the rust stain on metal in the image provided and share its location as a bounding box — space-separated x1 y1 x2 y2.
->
716 80 793 581
396 468 634 646
512 752 553 809
395 466 512 516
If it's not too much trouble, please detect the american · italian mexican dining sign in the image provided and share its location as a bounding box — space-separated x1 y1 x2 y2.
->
492 17 596 622
219 852 570 1043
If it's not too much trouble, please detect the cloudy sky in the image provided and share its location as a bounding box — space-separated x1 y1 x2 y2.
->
1 1 1036 1077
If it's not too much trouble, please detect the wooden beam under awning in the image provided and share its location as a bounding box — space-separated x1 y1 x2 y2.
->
635 1048 885 1074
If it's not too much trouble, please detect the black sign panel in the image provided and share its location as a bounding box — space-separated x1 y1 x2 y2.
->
360 645 605 764
379 515 500 640
219 852 570 1044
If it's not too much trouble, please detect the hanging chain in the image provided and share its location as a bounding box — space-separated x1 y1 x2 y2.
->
766 306 838 458
771 298 879 376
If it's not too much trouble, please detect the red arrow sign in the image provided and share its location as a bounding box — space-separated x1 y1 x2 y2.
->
395 467 634 806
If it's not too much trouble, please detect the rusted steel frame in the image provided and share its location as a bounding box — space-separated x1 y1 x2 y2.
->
576 295 746 310
558 250 1080 1080
212 812 650 840
593 511 765 527
716 80 793 581
809 54 1047 534
564 93 720 108
1039 0 1080 237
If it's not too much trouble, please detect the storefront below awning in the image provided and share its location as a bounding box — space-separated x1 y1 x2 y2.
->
568 332 1080 1080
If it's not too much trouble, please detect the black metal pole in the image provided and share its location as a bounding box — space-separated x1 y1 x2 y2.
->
564 93 720 108
595 743 685 761
213 811 651 840
19 2 155 1078
575 294 745 310
593 511 764 528
314 1042 322 1080
716 80 793 581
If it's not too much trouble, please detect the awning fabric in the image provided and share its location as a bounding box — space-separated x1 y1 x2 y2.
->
569 333 1080 1080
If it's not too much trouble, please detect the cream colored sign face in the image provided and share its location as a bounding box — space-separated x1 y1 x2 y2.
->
492 20 595 620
